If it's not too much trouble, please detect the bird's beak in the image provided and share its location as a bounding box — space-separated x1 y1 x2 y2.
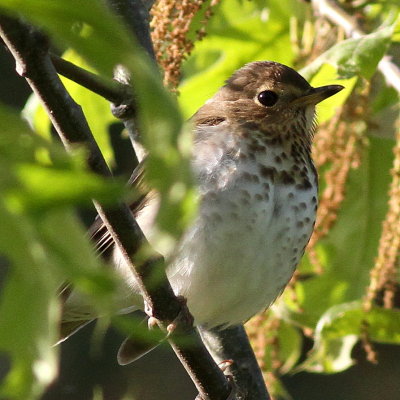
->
292 84 344 106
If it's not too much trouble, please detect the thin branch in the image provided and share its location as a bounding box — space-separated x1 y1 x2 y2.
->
50 53 130 105
0 14 232 400
106 0 156 62
105 0 158 138
105 0 151 147
311 0 400 94
200 326 271 400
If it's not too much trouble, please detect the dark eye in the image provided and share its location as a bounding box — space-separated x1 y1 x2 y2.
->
257 90 279 107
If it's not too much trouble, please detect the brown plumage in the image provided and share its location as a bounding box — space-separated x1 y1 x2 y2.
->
60 62 343 362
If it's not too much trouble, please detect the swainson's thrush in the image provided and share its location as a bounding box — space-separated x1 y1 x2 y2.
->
62 61 343 351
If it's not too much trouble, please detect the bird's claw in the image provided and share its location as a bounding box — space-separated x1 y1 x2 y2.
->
144 296 194 335
166 295 194 335
147 316 158 330
218 359 234 373
144 301 160 330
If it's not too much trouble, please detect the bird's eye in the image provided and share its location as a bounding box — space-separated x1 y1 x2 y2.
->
257 90 279 107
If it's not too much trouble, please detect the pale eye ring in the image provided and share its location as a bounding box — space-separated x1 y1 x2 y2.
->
257 90 279 107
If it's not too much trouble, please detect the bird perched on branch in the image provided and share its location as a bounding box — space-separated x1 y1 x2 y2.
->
61 61 343 363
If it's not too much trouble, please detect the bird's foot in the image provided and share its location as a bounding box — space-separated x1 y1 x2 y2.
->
218 359 234 373
144 296 194 335
166 295 194 335
143 300 160 330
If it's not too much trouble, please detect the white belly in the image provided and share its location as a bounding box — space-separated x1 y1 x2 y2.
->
113 129 317 328
166 179 316 328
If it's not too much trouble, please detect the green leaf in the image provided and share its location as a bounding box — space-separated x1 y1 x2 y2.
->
0 0 135 76
301 25 394 80
0 103 124 398
0 0 197 254
22 94 52 143
0 103 125 211
301 333 358 373
267 376 294 400
0 103 37 163
8 163 125 212
371 84 399 114
60 50 117 164
263 320 303 375
36 209 119 308
0 204 121 399
301 301 400 373
23 49 117 165
0 202 60 399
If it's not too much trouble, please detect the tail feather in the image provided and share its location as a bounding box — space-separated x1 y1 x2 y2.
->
57 319 93 345
117 335 161 365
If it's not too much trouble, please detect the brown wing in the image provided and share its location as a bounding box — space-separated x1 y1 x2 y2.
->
88 161 149 258
192 101 227 127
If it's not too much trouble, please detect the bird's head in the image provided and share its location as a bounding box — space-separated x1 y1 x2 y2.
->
194 61 343 141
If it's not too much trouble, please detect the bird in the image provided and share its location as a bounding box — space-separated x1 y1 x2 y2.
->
61 61 343 362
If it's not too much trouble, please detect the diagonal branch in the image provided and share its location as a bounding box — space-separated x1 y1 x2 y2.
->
200 326 271 400
50 53 130 105
0 14 233 400
311 0 400 94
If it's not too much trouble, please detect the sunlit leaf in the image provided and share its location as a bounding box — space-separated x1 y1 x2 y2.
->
59 50 116 165
23 49 117 165
0 101 124 398
301 25 394 80
0 202 60 399
0 0 197 254
36 209 119 309
8 164 125 211
301 301 400 373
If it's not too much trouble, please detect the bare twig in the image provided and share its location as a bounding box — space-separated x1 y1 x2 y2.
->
106 0 156 62
0 14 232 400
50 53 130 105
200 326 271 400
105 0 156 150
311 0 400 93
